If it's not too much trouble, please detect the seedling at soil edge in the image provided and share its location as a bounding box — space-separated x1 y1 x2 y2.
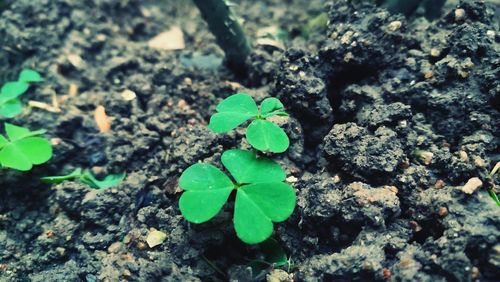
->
0 123 52 171
179 149 296 244
0 69 44 118
41 168 126 189
208 93 290 153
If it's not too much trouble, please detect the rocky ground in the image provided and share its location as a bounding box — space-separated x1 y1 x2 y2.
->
0 0 499 281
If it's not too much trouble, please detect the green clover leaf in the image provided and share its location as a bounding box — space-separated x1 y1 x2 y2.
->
208 93 290 153
0 69 44 118
0 123 52 171
178 149 296 244
79 170 126 189
179 163 234 223
41 168 126 190
246 119 289 153
18 69 44 83
260 97 284 116
208 93 258 133
221 149 285 184
0 99 23 118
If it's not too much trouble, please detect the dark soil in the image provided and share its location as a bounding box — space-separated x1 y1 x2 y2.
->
1 0 499 281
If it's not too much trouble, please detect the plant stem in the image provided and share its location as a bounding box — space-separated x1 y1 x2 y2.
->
423 0 447 20
192 0 251 73
383 0 422 16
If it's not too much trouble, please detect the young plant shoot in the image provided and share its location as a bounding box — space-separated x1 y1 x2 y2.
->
41 168 126 189
208 93 290 153
0 69 44 118
0 123 52 171
179 92 296 244
179 149 295 244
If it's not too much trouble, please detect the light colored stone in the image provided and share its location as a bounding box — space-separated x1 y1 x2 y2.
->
461 177 482 194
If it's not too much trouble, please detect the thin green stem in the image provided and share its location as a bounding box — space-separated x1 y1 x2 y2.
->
192 0 251 73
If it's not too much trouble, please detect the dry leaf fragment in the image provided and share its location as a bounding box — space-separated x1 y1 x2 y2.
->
67 54 84 69
146 230 167 248
28 100 61 113
148 26 185 50
94 105 111 133
68 83 78 96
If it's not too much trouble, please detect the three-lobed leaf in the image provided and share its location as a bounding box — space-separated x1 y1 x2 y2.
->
178 149 296 244
0 123 52 171
208 93 290 153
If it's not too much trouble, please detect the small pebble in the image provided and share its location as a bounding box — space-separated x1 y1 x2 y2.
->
434 180 445 189
473 156 486 168
430 48 441 57
454 9 466 22
108 242 122 254
136 241 146 250
459 150 468 161
67 54 84 69
409 220 422 232
461 177 482 194
121 89 136 101
332 175 341 184
286 176 298 183
438 207 448 217
55 247 66 256
388 20 402 31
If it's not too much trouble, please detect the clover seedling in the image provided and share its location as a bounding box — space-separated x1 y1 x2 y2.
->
208 93 290 153
41 168 126 189
0 123 52 171
0 69 43 118
179 149 296 244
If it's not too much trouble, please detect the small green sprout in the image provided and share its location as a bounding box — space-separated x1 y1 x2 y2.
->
487 162 500 207
208 93 290 153
0 123 52 171
179 149 296 244
247 238 294 279
0 69 44 118
41 168 126 189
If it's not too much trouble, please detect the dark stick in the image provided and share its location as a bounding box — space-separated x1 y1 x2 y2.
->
424 0 447 20
192 0 252 73
383 0 422 16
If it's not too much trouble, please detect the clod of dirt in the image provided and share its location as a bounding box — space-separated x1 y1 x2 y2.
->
323 123 405 181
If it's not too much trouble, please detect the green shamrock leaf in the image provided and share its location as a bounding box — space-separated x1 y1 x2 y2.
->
18 69 44 83
0 69 43 118
246 119 289 153
208 93 258 133
178 149 296 244
0 123 52 171
208 93 290 153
